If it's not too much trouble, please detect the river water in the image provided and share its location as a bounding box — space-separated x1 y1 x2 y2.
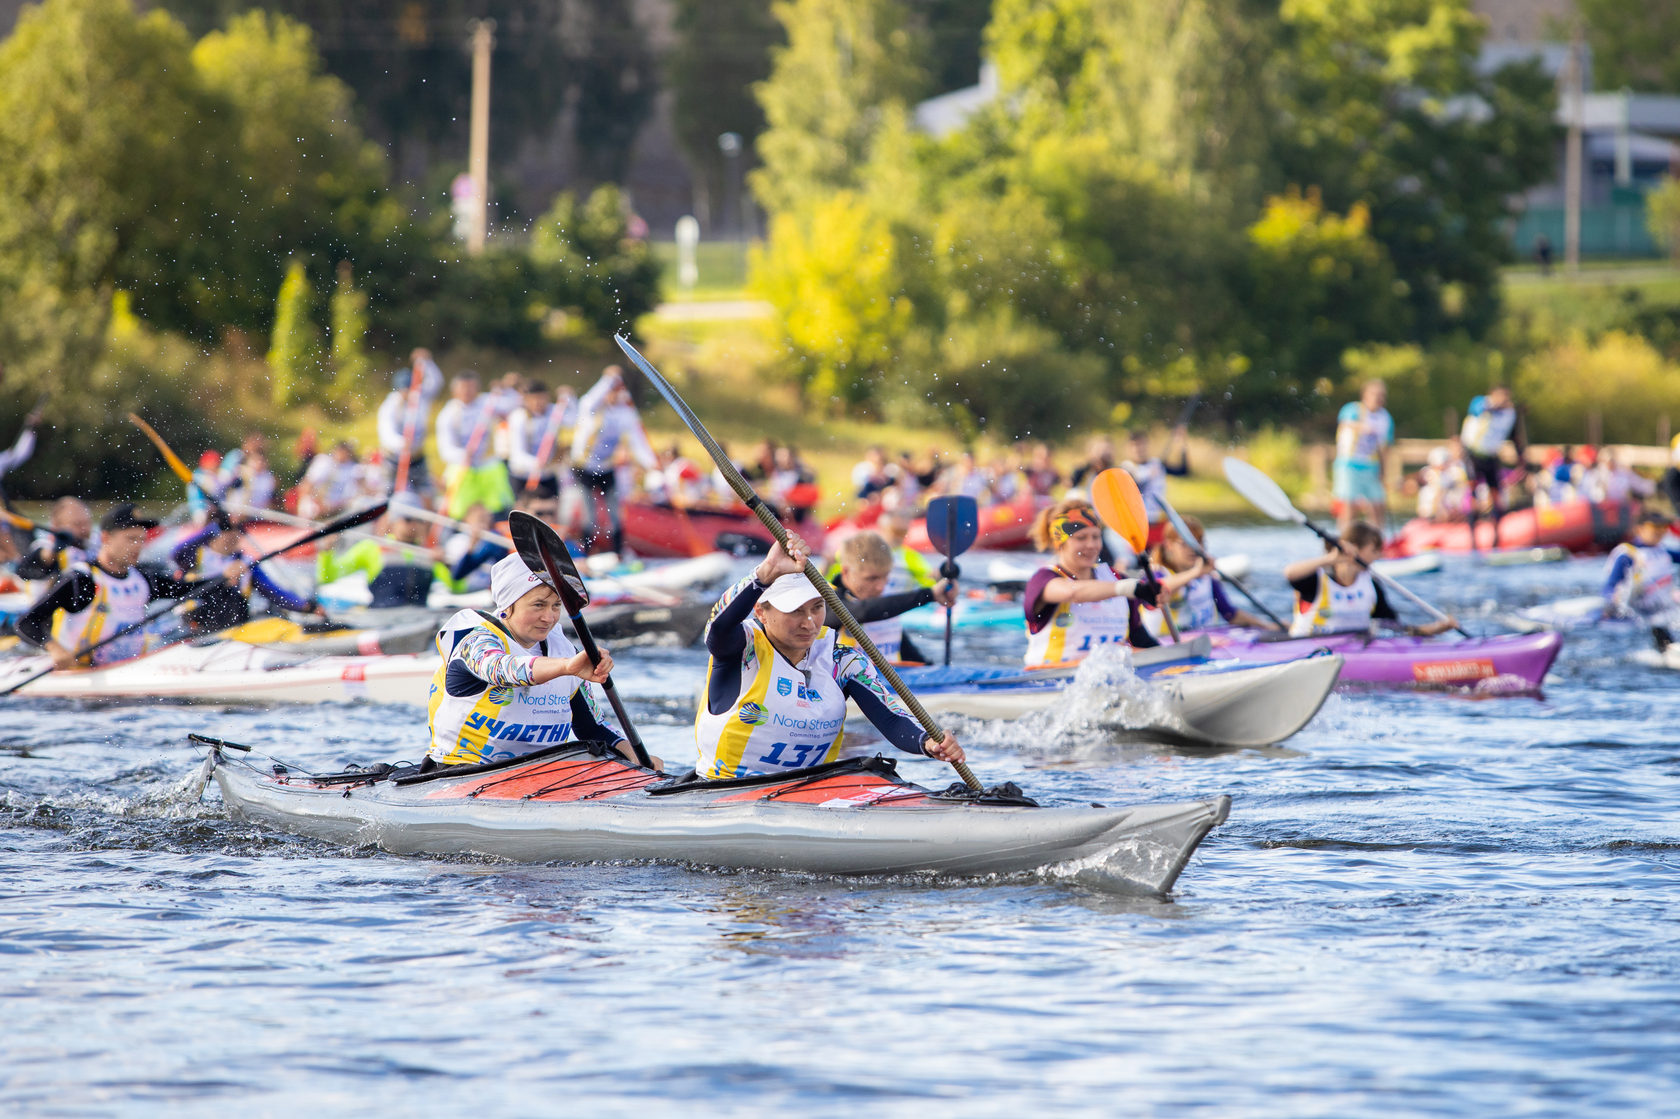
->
3 526 1676 1117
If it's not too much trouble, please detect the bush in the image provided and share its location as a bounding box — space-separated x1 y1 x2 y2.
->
1514 330 1680 445
1647 177 1680 261
751 190 914 409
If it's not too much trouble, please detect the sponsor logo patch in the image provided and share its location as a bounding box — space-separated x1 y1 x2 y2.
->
739 702 769 726
777 678 793 696
1412 658 1496 683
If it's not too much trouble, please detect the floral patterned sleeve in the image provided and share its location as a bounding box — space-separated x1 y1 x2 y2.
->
452 628 539 687
835 645 926 755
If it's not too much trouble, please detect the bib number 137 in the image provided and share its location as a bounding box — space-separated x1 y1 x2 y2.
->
757 741 824 768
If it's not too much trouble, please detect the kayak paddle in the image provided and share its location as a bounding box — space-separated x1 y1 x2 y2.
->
2 502 387 699
613 332 982 791
924 494 977 668
1090 468 1179 643
1222 457 1470 638
508 509 653 769
1155 493 1289 631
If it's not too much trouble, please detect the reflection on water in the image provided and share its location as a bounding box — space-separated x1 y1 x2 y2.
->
2 528 1679 1116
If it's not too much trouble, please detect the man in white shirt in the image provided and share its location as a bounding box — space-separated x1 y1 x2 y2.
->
571 366 657 553
376 349 443 497
435 371 517 518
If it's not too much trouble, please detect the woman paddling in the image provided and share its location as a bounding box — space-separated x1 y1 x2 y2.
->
427 553 647 768
695 535 963 780
1021 500 1161 668
1141 515 1278 641
1282 521 1458 638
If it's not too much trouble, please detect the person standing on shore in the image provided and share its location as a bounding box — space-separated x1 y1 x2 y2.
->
1460 386 1524 550
1332 379 1394 538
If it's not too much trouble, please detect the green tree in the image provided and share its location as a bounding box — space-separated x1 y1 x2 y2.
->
528 185 662 336
267 259 325 406
0 0 230 370
1579 0 1680 93
329 260 373 399
751 0 931 215
1271 0 1556 341
1648 176 1680 260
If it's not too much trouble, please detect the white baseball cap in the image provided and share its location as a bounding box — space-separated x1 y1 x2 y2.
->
490 553 554 612
760 573 823 612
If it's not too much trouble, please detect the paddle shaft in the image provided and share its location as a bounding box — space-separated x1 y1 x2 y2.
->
523 401 566 492
1 505 385 698
565 607 650 768
615 335 980 790
942 501 956 668
1157 495 1288 629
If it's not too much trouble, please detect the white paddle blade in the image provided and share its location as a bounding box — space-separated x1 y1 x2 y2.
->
1222 457 1305 523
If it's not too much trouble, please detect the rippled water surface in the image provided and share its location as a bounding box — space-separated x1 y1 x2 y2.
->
4 526 1677 1117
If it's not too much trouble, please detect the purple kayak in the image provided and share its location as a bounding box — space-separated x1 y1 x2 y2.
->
1201 629 1564 692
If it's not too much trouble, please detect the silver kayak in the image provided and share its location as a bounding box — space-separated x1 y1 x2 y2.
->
202 741 1231 893
0 642 435 704
858 644 1343 749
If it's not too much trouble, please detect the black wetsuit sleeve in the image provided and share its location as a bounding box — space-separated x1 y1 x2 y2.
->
1128 600 1159 648
1288 572 1321 600
1372 581 1397 621
14 546 62 582
17 571 95 646
570 688 618 742
139 565 200 600
898 630 928 664
823 584 934 629
841 676 926 755
1164 450 1190 477
703 575 766 715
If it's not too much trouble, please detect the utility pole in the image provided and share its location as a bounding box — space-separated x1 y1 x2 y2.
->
1563 22 1584 273
467 19 496 255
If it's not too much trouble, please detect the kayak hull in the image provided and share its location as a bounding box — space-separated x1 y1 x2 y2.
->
0 642 434 705
207 746 1230 892
621 501 825 559
856 650 1342 748
1207 629 1564 690
1389 499 1637 557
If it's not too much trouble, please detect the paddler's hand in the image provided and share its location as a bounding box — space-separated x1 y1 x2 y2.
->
923 732 964 765
754 534 808 584
557 648 613 683
1129 579 1161 607
932 579 957 608
46 640 78 670
221 559 249 583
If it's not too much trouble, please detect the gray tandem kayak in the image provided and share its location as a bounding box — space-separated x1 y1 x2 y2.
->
199 740 1231 894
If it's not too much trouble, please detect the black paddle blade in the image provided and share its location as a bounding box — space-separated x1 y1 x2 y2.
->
925 496 978 557
507 510 589 612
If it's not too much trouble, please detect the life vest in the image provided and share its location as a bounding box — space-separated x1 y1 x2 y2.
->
695 624 848 780
1290 570 1379 636
1336 403 1392 466
1143 567 1221 640
1024 564 1134 667
1608 543 1677 616
427 609 585 765
1461 399 1516 457
52 564 151 666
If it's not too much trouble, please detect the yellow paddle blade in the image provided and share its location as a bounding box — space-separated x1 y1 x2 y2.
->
1090 468 1149 554
220 617 306 644
128 413 194 485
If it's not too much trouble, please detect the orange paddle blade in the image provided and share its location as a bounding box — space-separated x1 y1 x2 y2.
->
0 506 35 531
1090 468 1149 553
128 413 194 485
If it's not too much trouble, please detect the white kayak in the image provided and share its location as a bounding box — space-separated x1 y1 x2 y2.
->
200 740 1231 893
1371 551 1442 578
849 640 1342 748
0 641 435 705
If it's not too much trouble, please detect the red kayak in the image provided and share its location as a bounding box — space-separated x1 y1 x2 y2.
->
1388 499 1637 557
902 494 1051 552
620 500 825 558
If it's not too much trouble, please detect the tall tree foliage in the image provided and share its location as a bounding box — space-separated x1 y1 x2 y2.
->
750 0 931 215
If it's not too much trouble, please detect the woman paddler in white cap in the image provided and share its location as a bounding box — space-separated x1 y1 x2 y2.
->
426 553 642 768
695 534 964 781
